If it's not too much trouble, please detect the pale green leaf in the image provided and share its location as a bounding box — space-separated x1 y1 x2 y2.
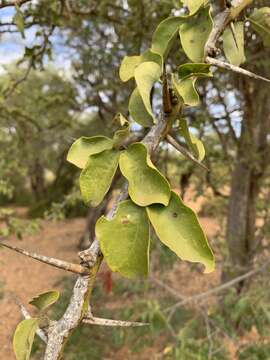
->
178 63 211 79
13 7 25 38
128 87 153 127
151 17 185 57
119 143 171 207
249 7 270 47
222 22 246 66
29 290 60 311
80 149 120 207
182 0 208 15
172 63 212 106
172 75 200 106
179 118 205 161
119 49 162 82
67 136 113 169
179 7 213 62
13 318 38 360
147 191 215 273
134 61 162 120
112 113 130 148
96 200 150 278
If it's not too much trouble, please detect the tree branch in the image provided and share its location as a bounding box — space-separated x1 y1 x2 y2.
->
83 316 149 327
0 242 88 275
166 134 209 171
0 0 31 8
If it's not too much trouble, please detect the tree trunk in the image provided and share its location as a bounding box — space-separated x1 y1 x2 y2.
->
29 158 46 201
223 79 270 284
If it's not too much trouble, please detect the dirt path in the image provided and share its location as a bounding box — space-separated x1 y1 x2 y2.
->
0 202 220 359
0 218 85 359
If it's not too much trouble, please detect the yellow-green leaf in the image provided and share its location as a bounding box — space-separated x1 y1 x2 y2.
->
151 17 185 57
13 318 38 360
178 63 211 79
173 75 200 106
172 63 212 106
96 200 150 278
13 7 25 38
134 61 162 120
182 0 207 15
179 118 205 161
249 7 270 48
147 191 215 273
222 22 245 66
128 87 153 127
80 149 119 207
67 136 113 169
29 290 60 311
112 113 130 148
179 7 213 62
119 143 171 207
119 49 162 82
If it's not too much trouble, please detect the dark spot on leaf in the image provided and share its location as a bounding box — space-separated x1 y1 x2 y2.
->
190 39 195 43
172 212 178 218
121 217 130 225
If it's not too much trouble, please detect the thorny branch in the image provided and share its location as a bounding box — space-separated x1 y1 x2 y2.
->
5 1 265 358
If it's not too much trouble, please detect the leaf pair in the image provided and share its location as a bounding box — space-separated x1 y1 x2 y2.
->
96 192 214 279
13 291 60 360
173 63 212 106
67 115 130 207
96 143 214 278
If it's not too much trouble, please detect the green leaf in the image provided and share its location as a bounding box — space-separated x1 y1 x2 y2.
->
13 318 38 360
151 17 185 57
177 63 211 79
182 0 208 15
29 290 60 311
119 143 171 207
147 191 215 273
128 87 154 127
96 200 150 278
112 113 130 148
249 7 270 48
179 7 213 62
179 118 205 161
13 7 25 38
80 149 120 207
67 136 113 169
222 22 246 66
172 75 200 106
134 61 162 120
119 49 162 82
172 63 212 106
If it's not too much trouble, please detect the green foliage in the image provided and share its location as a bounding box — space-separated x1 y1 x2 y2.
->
147 192 214 273
179 118 205 161
119 143 171 207
29 290 60 311
249 7 270 48
222 22 246 66
179 7 213 62
67 136 113 169
80 149 119 206
119 49 162 82
13 318 38 360
134 61 162 123
151 17 185 57
128 88 153 127
173 63 212 106
96 200 150 278
112 114 130 148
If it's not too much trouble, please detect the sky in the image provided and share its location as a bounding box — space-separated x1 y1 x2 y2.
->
0 6 73 76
